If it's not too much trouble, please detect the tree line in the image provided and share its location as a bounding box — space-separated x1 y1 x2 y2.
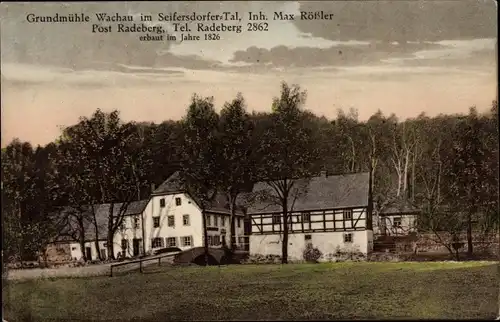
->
2 82 498 264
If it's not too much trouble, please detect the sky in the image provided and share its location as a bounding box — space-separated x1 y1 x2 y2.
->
1 1 497 147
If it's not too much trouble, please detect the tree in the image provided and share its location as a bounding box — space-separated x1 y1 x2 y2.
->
257 82 319 264
2 140 61 265
178 95 220 265
217 93 255 252
445 107 489 257
2 140 35 264
57 109 138 260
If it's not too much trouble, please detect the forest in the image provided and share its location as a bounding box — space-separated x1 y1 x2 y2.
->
2 82 498 263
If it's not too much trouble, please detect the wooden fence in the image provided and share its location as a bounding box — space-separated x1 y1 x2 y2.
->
109 252 180 277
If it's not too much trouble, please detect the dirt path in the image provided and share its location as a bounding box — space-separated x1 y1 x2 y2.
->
5 254 177 281
5 263 113 281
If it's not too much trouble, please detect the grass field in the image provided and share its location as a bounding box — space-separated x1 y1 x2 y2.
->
3 261 499 321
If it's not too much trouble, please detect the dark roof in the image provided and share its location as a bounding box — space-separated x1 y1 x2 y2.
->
56 199 148 242
247 172 370 214
152 171 244 216
378 199 421 215
152 171 183 195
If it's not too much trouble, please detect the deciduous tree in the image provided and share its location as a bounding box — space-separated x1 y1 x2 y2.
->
178 95 220 265
217 93 255 252
257 82 319 264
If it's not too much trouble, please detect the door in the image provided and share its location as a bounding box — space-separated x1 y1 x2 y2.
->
132 239 140 256
380 217 387 235
85 247 92 261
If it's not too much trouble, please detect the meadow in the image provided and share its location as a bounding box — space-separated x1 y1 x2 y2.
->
3 261 498 321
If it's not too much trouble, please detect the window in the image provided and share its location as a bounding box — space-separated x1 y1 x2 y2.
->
296 214 302 223
121 239 128 252
152 237 164 248
133 216 140 229
343 209 353 220
175 197 182 206
206 215 211 226
168 215 175 227
302 212 311 222
120 221 126 231
221 216 226 226
393 217 402 227
153 216 160 228
183 214 190 226
209 235 220 246
344 233 353 243
166 237 177 247
160 198 166 208
237 217 241 228
214 215 218 226
71 247 77 251
181 236 192 247
305 234 312 241
272 215 281 224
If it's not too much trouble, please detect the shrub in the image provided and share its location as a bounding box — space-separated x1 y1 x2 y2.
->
242 254 282 264
320 245 366 262
303 244 322 263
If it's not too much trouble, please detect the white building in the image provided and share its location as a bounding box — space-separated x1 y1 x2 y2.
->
50 171 246 262
373 200 420 237
142 171 246 256
247 171 374 261
54 201 149 261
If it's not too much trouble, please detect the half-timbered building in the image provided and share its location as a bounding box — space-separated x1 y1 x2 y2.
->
373 200 420 237
247 171 373 260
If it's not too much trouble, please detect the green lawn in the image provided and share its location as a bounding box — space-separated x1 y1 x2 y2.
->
3 261 499 321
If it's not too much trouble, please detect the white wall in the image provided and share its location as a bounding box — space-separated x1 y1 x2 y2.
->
69 240 108 261
142 193 204 252
141 193 246 254
250 230 372 260
113 214 144 258
374 214 417 236
69 242 82 260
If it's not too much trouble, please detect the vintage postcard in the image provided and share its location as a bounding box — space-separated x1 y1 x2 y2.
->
1 1 498 320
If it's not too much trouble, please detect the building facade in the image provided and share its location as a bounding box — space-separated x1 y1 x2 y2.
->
373 201 420 237
247 172 374 261
49 172 246 262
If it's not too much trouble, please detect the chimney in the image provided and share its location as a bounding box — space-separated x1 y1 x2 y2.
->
320 170 328 178
150 183 155 193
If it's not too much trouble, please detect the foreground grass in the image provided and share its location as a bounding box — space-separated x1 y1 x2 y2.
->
3 261 498 321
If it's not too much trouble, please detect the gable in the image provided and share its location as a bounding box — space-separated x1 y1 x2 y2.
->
152 171 244 215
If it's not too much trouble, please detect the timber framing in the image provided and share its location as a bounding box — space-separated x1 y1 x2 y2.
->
249 205 369 235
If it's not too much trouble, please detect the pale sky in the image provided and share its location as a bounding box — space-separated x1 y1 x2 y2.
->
1 1 497 147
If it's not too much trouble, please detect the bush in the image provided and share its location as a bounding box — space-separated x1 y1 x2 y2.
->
242 254 282 264
320 245 366 262
303 244 322 263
